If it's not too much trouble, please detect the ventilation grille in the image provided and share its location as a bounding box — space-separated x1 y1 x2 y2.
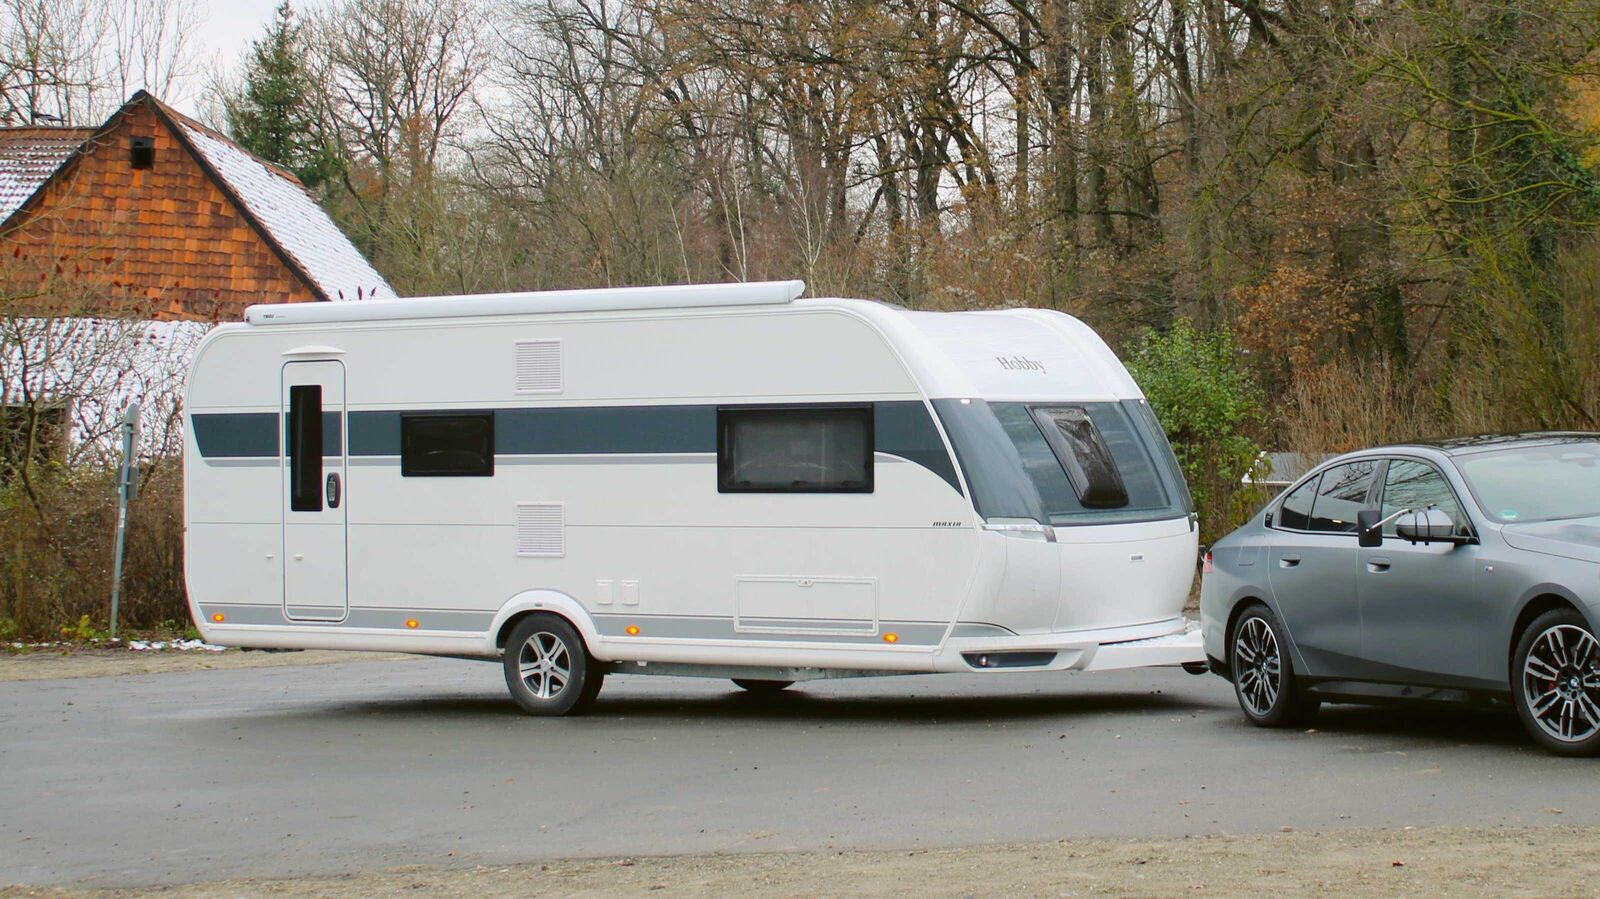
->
515 339 562 394
515 502 565 557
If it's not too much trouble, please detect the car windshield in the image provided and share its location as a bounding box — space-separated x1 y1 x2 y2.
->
1456 441 1600 524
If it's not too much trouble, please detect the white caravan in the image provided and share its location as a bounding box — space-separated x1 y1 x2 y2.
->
184 280 1205 714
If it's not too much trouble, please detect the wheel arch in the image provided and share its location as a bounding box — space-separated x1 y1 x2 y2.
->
1220 590 1318 683
1506 588 1594 681
1218 593 1271 681
488 590 606 660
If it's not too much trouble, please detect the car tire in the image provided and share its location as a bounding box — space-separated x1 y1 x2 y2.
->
503 614 596 717
1229 602 1316 728
1512 608 1600 757
731 679 794 694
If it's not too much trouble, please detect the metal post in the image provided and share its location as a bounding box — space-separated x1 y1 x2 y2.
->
110 403 139 640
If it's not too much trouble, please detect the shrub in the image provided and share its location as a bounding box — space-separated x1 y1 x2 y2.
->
1125 321 1266 542
0 460 187 641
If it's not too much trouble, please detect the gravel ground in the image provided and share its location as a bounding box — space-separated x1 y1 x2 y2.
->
3 826 1596 898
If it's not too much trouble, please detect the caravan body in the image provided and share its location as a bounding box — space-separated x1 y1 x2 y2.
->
184 281 1202 711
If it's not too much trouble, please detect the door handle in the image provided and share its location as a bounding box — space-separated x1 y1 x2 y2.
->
326 472 341 509
1279 555 1301 568
1367 557 1392 573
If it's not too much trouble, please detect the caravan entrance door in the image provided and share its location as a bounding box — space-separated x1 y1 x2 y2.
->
281 361 348 621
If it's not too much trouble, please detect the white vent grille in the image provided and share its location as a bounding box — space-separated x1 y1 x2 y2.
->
514 339 562 393
515 502 565 557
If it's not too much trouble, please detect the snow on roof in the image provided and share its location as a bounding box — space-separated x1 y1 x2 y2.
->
177 122 394 302
0 127 96 225
1 317 210 463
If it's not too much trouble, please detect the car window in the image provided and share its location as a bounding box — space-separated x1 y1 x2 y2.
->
1381 459 1468 537
1277 474 1320 530
1308 460 1378 533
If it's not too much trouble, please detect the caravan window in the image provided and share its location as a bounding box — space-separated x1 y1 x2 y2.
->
718 405 873 493
401 413 495 477
1030 406 1129 508
934 399 1188 527
989 402 1172 524
287 385 323 511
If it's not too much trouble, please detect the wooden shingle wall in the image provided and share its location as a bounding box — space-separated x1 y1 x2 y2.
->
0 103 320 322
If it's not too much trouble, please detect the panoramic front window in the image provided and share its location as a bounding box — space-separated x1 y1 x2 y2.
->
1456 441 1600 524
718 405 873 493
990 402 1173 525
1029 406 1129 508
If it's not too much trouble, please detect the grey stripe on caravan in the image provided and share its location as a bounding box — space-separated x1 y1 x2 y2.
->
346 453 718 467
592 614 946 646
343 453 907 468
190 401 963 494
200 604 494 631
949 622 1018 638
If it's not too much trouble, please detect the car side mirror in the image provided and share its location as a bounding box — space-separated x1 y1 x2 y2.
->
1356 510 1383 548
1395 508 1458 545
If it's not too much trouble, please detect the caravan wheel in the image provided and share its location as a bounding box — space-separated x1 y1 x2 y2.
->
503 614 598 716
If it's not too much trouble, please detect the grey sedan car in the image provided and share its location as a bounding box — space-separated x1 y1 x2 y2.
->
1200 433 1600 756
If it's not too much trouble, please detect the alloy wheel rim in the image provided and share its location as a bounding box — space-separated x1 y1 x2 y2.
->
518 631 572 700
1233 617 1282 717
1522 624 1600 743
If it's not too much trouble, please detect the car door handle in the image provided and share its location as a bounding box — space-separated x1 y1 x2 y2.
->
1367 557 1392 573
1279 555 1301 568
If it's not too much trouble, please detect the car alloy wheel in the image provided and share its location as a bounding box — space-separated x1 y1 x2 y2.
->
1521 622 1600 745
1228 603 1315 728
1233 616 1282 718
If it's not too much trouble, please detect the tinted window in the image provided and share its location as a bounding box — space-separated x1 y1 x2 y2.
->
1309 461 1378 533
718 405 872 493
401 413 494 477
1129 399 1193 515
1381 459 1467 537
1031 406 1129 508
992 402 1172 524
1277 475 1319 530
288 385 322 511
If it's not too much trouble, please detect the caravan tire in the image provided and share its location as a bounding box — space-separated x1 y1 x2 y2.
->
503 614 595 717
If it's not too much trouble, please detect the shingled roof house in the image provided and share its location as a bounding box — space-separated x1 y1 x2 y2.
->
0 90 391 320
0 92 392 466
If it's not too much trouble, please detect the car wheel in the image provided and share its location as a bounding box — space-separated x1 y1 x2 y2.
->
503 614 595 716
1230 603 1316 727
1513 608 1600 757
732 679 794 694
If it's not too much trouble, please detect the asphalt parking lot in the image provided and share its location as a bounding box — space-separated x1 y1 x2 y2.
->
2 656 1594 888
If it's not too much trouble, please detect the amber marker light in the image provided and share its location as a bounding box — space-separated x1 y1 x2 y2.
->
405 619 419 629
211 613 225 623
883 632 899 644
625 625 641 636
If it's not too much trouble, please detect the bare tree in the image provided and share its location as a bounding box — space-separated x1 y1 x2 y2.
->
0 0 198 124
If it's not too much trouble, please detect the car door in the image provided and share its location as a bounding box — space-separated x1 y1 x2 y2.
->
1357 457 1489 687
1266 460 1377 678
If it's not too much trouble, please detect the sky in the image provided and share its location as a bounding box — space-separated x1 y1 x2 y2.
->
175 0 328 117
